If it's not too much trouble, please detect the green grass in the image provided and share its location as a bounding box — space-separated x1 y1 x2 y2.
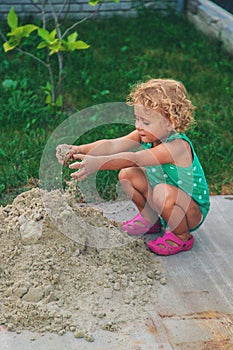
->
0 10 232 205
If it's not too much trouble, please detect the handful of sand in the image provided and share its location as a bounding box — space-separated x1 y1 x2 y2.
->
57 144 74 166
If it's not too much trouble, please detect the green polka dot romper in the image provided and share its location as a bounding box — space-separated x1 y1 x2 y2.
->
143 133 210 231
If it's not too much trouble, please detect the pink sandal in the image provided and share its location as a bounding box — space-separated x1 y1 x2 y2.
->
148 231 194 256
122 213 162 236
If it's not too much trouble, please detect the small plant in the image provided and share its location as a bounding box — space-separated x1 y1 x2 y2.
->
0 1 118 110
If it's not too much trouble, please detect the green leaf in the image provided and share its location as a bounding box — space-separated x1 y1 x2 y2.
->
7 26 24 38
62 39 90 51
38 28 57 42
67 32 78 43
7 24 38 39
72 40 90 50
89 0 118 5
7 7 18 30
22 24 38 37
50 29 57 39
2 79 18 90
100 90 110 95
3 40 17 52
48 40 62 55
89 0 100 6
41 82 52 94
37 41 47 49
45 94 52 105
4 24 36 51
120 45 128 52
46 81 52 90
55 94 63 107
37 28 51 41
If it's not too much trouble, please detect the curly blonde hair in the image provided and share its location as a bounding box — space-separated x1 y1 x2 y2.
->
127 78 195 132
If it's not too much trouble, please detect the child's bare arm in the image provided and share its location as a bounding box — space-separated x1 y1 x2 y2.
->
56 130 140 164
69 139 191 181
69 145 168 180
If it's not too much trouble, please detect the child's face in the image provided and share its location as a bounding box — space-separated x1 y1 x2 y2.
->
134 105 173 143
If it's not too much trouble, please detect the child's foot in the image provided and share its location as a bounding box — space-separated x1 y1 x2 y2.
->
148 231 194 255
122 213 162 236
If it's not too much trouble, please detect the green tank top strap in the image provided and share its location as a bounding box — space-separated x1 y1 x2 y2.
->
166 132 196 155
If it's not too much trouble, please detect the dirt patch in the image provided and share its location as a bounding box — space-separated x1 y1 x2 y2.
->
0 188 165 342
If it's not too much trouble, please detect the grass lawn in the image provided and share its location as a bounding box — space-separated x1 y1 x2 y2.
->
0 10 232 206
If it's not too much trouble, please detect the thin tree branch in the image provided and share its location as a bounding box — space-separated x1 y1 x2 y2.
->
30 0 42 13
41 1 47 29
17 47 49 67
47 54 56 103
61 2 102 39
56 51 63 97
30 0 47 29
47 0 63 102
0 28 7 42
47 0 62 39
58 0 71 20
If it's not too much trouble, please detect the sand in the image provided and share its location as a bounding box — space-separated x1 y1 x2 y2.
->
0 187 165 342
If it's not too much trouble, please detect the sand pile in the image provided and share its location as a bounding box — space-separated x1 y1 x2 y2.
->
0 188 165 342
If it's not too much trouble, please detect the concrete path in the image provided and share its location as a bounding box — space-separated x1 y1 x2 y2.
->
1 195 233 349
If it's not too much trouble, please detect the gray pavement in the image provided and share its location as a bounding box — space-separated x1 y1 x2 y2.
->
1 195 233 349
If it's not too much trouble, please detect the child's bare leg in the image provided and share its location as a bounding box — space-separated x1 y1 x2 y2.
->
118 167 159 225
152 184 202 241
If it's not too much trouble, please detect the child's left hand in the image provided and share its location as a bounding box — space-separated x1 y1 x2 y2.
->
69 154 99 181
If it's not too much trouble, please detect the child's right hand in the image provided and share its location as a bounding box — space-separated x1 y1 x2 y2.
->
56 144 81 165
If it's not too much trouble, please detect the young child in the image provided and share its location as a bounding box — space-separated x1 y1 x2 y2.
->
56 78 210 256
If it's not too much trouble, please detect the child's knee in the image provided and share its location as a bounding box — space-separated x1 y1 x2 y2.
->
118 168 131 181
118 167 139 181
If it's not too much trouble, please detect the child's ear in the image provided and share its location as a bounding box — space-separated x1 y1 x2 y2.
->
167 118 176 130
